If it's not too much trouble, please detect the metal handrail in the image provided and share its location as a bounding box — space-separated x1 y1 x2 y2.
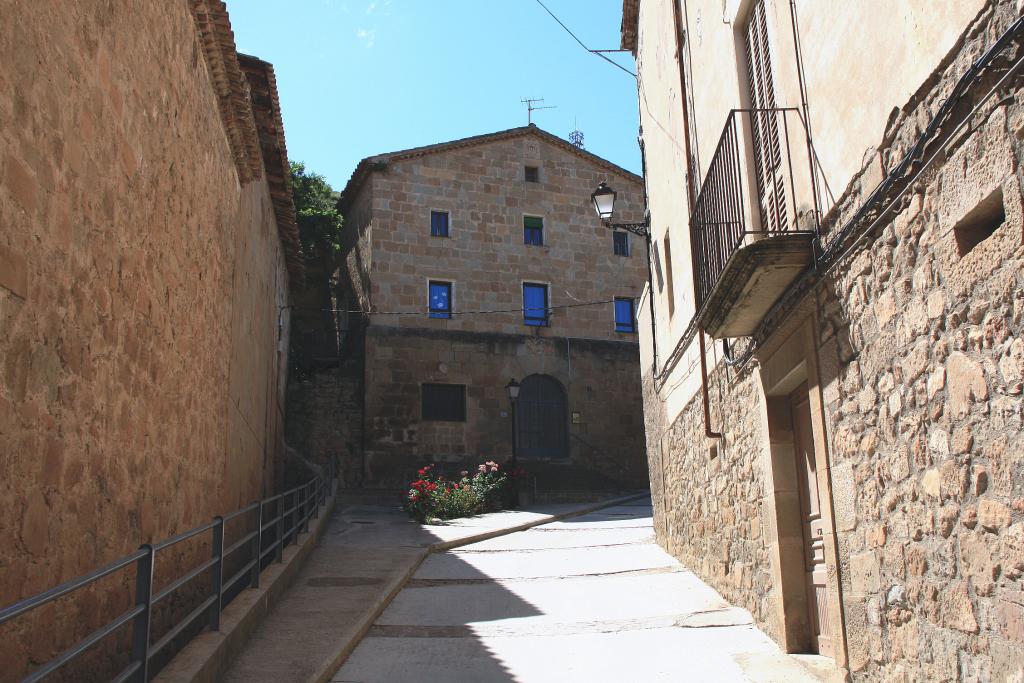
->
690 107 822 310
0 458 337 683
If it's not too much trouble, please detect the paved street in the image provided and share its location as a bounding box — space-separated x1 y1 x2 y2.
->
333 499 827 683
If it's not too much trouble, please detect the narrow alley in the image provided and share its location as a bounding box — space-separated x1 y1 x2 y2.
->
333 500 830 683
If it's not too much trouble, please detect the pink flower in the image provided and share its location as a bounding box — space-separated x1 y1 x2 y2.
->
478 464 488 473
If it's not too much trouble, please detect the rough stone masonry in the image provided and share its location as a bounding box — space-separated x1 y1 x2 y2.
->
643 3 1024 681
0 0 300 678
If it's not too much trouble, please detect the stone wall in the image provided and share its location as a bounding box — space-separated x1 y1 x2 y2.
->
0 1 294 677
643 365 781 638
286 352 365 488
326 128 651 493
815 39 1024 679
643 3 1024 679
353 129 649 339
363 326 648 491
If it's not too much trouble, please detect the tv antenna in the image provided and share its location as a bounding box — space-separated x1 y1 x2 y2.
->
569 117 584 149
521 97 556 125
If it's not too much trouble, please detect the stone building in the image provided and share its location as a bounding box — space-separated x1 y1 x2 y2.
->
290 125 650 494
623 0 1024 679
0 0 300 676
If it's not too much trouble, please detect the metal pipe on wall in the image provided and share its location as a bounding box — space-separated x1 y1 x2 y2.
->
673 0 721 439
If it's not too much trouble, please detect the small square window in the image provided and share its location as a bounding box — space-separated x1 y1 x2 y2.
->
422 383 466 422
524 216 544 246
614 297 636 333
613 231 629 257
523 283 549 326
525 166 540 183
431 210 449 237
429 281 452 319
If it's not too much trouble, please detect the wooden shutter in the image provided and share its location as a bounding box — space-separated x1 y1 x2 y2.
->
744 0 788 233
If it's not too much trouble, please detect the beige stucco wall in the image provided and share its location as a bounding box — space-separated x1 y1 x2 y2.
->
635 0 989 425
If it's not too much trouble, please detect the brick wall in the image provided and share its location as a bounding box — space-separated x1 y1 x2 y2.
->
0 1 292 676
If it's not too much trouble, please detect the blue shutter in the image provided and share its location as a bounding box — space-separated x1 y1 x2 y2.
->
524 216 543 245
615 298 635 332
523 284 548 326
429 282 451 318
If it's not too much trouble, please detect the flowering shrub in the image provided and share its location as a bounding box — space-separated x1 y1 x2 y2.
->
404 461 508 522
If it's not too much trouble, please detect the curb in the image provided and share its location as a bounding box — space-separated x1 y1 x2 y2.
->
155 493 338 683
308 491 650 683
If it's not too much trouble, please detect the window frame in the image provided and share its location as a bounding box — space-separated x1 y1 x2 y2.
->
421 383 467 422
430 209 450 238
427 279 453 319
525 165 540 183
523 214 544 246
614 297 636 333
613 231 630 257
522 282 550 327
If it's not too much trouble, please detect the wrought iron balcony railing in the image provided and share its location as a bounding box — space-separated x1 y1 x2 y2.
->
691 108 823 314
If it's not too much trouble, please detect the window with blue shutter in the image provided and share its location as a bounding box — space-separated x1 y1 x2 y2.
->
523 216 544 246
523 283 548 326
429 281 452 319
614 298 636 333
431 210 449 237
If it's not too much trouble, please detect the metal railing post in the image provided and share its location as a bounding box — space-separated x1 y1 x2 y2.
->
276 499 285 563
209 516 224 631
290 491 298 545
251 503 263 588
303 484 311 533
131 545 154 683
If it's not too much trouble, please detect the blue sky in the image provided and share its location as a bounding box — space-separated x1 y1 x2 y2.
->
229 0 639 191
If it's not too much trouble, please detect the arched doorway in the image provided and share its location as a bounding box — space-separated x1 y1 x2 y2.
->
515 375 568 459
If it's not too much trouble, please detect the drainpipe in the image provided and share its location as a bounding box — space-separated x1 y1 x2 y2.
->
673 0 721 439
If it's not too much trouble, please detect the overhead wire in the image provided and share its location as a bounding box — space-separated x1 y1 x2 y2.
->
291 297 622 317
533 0 637 78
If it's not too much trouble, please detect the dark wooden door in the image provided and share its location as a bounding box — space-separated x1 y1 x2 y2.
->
790 384 833 657
516 375 568 459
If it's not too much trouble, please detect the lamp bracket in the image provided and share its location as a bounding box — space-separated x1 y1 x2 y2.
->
605 219 650 238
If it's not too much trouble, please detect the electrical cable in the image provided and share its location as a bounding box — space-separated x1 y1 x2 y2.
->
533 0 637 78
291 297 622 317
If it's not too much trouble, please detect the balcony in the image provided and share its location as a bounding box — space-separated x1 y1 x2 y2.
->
691 108 821 339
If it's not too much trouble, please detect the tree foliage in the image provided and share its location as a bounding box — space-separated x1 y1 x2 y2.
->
290 161 343 260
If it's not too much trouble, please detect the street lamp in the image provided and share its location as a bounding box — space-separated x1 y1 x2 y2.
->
505 378 520 403
505 378 521 507
591 181 616 220
591 181 650 237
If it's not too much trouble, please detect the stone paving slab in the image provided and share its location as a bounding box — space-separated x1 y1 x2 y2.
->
376 571 729 627
219 493 647 683
414 542 676 580
333 501 831 683
335 628 820 683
